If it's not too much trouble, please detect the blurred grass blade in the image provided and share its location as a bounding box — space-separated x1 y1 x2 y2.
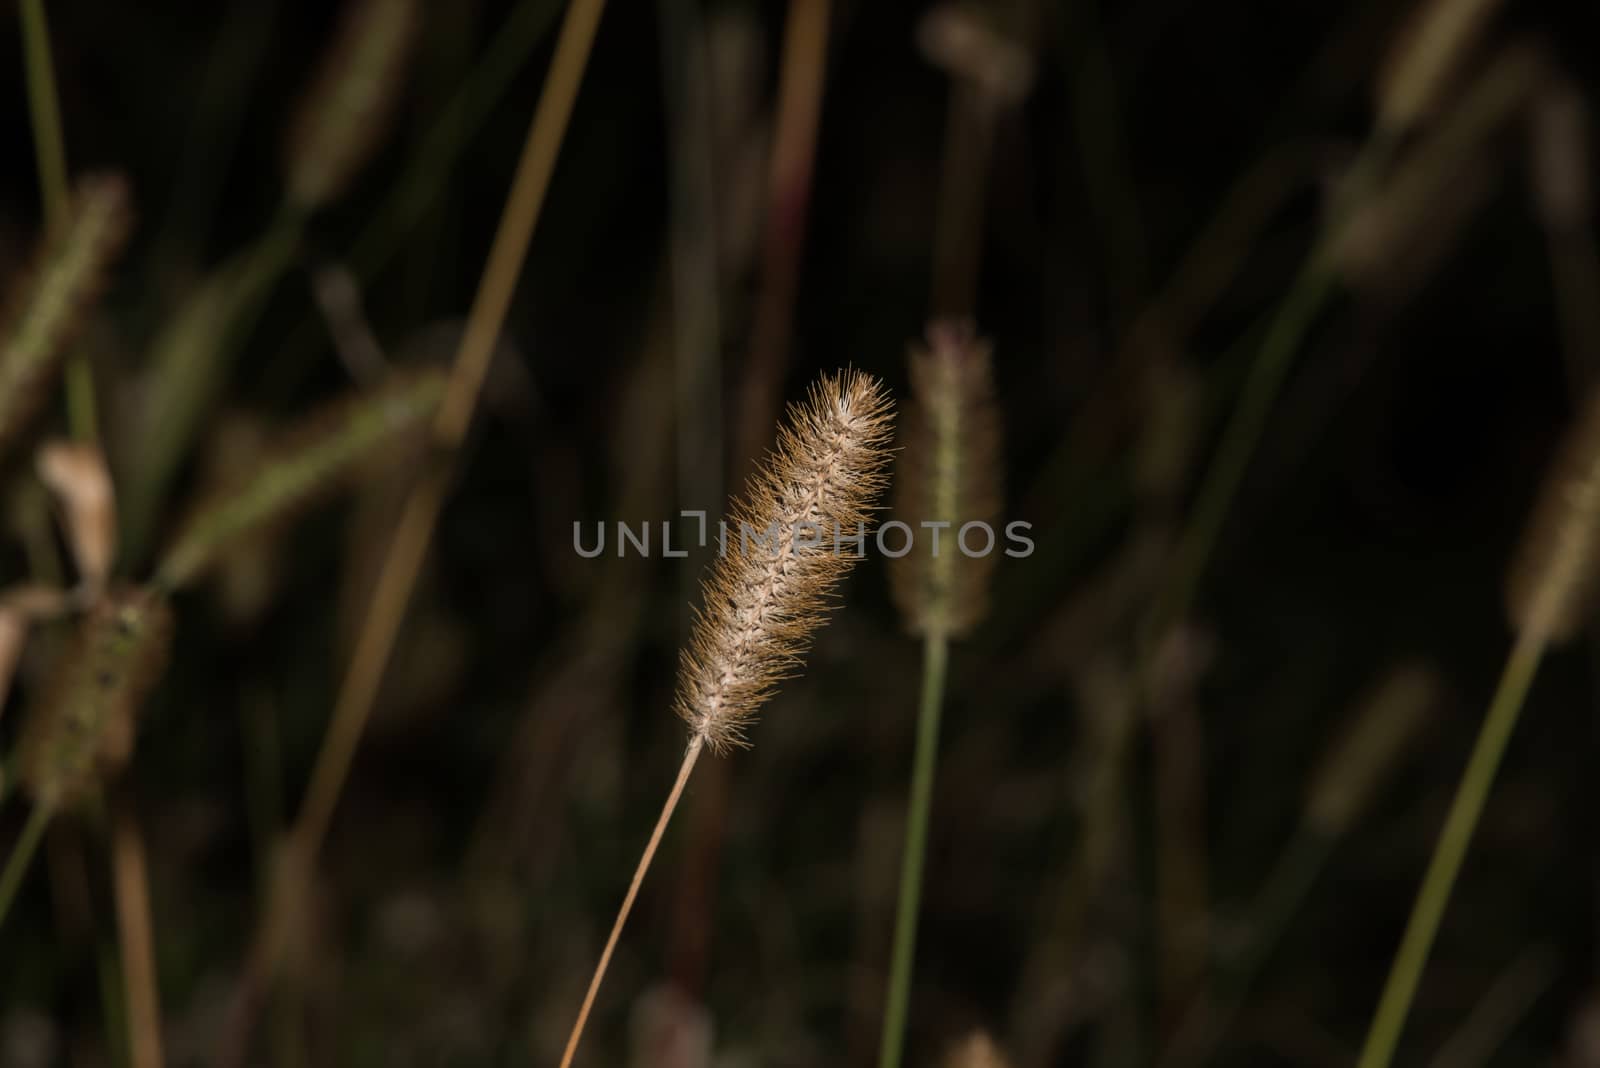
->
121 220 303 565
156 368 447 591
0 175 131 462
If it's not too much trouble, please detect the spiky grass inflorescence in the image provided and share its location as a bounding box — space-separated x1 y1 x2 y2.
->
887 321 1001 639
156 368 447 590
560 370 893 1068
0 174 130 460
673 369 895 752
1505 385 1600 644
17 586 173 813
282 0 421 212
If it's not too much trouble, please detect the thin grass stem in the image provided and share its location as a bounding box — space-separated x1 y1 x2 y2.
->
18 0 100 443
18 0 68 232
878 632 950 1068
0 804 52 930
1141 139 1393 650
248 0 608 1025
112 804 165 1068
559 735 704 1068
1355 627 1547 1068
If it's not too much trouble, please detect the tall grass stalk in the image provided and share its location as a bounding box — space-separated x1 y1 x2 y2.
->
1354 629 1544 1068
289 0 609 875
881 325 1001 1066
18 0 99 442
1358 368 1600 1065
211 8 612 1057
878 632 949 1068
112 804 165 1068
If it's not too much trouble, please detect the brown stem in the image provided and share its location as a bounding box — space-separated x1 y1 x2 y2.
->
559 735 705 1068
112 803 165 1068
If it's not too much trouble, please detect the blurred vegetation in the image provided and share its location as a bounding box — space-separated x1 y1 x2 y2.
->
1 0 1600 1066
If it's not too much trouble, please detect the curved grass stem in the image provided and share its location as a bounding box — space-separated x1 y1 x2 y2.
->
1141 139 1392 650
1355 628 1546 1068
878 632 950 1068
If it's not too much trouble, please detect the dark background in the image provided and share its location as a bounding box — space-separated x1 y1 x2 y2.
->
2 0 1600 1065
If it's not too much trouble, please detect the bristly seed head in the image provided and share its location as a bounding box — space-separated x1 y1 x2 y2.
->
888 321 1002 638
18 586 174 812
673 370 894 753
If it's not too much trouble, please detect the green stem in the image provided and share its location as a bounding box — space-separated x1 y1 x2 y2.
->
878 632 950 1068
1355 628 1546 1068
18 0 68 231
0 805 53 931
19 0 99 442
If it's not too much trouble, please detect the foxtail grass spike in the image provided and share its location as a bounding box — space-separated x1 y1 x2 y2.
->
1304 663 1439 837
560 370 893 1068
17 586 173 812
888 321 1002 639
283 0 421 212
156 368 447 591
0 175 130 460
673 369 895 752
1505 386 1600 644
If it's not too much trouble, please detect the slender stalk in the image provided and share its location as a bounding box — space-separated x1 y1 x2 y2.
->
559 735 703 1068
0 804 52 930
1141 139 1392 649
291 0 606 878
18 0 68 232
1355 627 1547 1068
112 805 165 1068
878 632 950 1068
18 0 98 443
202 9 616 1058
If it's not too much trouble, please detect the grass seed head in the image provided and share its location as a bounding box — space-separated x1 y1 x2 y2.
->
673 369 894 753
888 321 1003 638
